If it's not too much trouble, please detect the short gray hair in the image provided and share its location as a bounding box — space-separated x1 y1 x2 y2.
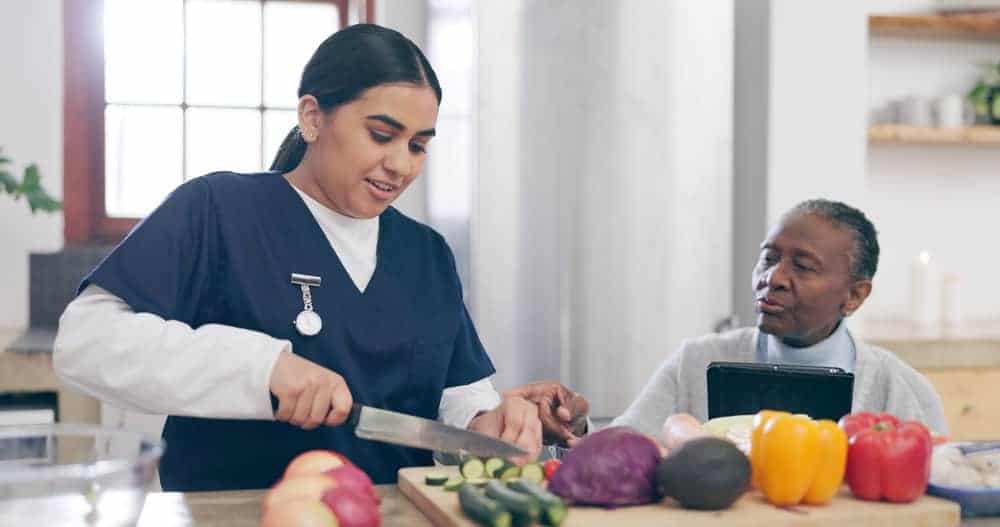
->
787 199 879 281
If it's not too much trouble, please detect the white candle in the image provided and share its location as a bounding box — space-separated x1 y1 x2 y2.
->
940 273 962 327
910 250 939 327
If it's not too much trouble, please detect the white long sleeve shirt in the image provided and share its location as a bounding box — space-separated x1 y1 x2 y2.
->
54 186 501 429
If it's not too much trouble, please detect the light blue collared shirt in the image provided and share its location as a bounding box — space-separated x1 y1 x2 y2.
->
756 320 856 373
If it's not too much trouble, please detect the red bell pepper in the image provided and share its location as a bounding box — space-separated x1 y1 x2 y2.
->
838 412 932 503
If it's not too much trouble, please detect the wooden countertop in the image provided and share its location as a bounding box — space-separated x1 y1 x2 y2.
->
134 485 999 526
859 318 1000 369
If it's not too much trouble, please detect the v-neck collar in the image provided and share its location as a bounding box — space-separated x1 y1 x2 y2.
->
275 173 390 298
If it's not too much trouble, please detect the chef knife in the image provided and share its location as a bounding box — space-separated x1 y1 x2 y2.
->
346 404 528 459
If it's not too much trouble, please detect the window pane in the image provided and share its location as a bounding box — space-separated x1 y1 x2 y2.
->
186 0 262 106
105 105 183 217
187 108 262 178
104 0 183 104
263 110 298 171
263 2 340 108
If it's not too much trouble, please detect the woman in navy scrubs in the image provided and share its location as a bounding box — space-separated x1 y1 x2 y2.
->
54 24 587 491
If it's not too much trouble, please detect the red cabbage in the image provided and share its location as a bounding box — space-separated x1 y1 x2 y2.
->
548 426 662 507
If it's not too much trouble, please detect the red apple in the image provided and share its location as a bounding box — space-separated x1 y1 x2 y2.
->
321 487 381 527
260 498 339 527
263 476 337 514
284 450 349 479
325 464 379 504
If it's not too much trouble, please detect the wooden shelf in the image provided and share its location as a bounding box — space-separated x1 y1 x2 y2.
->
869 124 1000 146
870 13 1000 39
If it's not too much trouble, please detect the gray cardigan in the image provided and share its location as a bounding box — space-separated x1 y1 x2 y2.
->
612 327 948 436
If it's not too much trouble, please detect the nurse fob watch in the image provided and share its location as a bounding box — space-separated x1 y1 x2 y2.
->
291 273 323 336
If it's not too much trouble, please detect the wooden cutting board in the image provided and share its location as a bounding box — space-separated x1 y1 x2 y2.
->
398 466 961 527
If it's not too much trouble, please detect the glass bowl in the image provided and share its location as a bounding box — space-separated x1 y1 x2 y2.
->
0 424 164 526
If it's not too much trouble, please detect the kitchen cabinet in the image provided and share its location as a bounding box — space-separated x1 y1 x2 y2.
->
863 319 1000 440
922 368 1000 440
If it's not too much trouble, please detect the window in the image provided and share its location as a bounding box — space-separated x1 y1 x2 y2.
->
64 0 371 245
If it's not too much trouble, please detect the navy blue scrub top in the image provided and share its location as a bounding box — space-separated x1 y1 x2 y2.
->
80 172 495 491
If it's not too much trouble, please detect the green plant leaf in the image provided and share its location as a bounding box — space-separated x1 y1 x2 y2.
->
26 190 63 213
0 156 10 166
39 195 62 212
0 170 17 194
21 164 40 193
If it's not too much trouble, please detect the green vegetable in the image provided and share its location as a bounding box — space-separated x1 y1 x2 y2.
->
443 477 465 491
497 463 521 481
461 457 486 479
656 437 750 510
459 484 512 527
519 463 544 484
507 479 568 526
464 477 490 487
484 457 506 477
484 480 539 526
425 473 449 486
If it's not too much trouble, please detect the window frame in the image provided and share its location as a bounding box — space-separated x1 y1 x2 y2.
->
63 0 364 245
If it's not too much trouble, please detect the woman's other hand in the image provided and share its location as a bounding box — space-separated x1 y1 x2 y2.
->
270 351 354 430
467 396 543 465
504 381 590 446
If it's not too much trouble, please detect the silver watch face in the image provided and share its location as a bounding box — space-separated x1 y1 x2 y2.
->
294 310 322 336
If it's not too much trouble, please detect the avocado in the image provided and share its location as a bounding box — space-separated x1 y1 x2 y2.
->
656 437 751 510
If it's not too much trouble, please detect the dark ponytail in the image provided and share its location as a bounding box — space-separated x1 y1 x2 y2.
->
269 126 308 172
270 24 443 173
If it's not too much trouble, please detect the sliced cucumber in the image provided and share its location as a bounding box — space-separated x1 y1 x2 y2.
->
459 484 512 527
497 463 521 481
464 477 490 487
425 472 450 486
507 479 568 526
443 477 466 491
484 480 540 526
484 457 506 477
519 463 544 484
461 457 486 479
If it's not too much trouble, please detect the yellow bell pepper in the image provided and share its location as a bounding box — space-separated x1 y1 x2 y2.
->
750 410 788 489
750 411 848 506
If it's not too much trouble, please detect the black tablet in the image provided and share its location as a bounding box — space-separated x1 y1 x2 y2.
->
706 361 854 421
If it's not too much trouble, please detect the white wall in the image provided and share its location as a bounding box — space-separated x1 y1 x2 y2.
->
476 0 734 416
375 0 430 223
756 0 1000 326
766 1 869 222
865 0 1000 321
0 0 64 331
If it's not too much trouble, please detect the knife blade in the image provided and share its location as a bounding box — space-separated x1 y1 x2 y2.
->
347 404 528 459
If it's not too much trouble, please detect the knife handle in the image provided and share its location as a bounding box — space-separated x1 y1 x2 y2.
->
346 403 363 428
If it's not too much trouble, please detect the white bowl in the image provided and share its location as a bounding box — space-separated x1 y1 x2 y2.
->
0 424 164 527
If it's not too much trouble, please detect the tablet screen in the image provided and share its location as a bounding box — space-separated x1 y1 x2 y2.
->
706 361 854 421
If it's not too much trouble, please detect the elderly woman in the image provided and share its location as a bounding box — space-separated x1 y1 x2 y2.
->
614 199 947 435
